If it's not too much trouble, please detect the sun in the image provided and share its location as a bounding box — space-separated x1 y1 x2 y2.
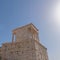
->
55 2 60 20
53 2 60 25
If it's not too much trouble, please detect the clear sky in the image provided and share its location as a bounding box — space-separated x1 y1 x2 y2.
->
0 0 60 60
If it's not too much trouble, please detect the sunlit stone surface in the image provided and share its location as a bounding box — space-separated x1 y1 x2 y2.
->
0 23 49 60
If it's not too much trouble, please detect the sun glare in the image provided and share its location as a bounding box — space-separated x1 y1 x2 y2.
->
53 2 60 25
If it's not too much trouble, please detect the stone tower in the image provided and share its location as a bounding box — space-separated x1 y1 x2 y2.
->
12 23 39 43
2 23 48 60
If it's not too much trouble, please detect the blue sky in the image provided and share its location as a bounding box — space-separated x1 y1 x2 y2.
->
0 0 60 60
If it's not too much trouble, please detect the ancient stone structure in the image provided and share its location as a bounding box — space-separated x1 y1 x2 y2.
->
0 23 49 60
0 47 2 60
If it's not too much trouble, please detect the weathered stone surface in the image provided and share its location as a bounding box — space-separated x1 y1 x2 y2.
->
0 47 2 60
1 23 49 60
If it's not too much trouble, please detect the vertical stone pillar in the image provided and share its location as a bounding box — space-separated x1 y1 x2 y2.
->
12 31 16 43
12 33 14 43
